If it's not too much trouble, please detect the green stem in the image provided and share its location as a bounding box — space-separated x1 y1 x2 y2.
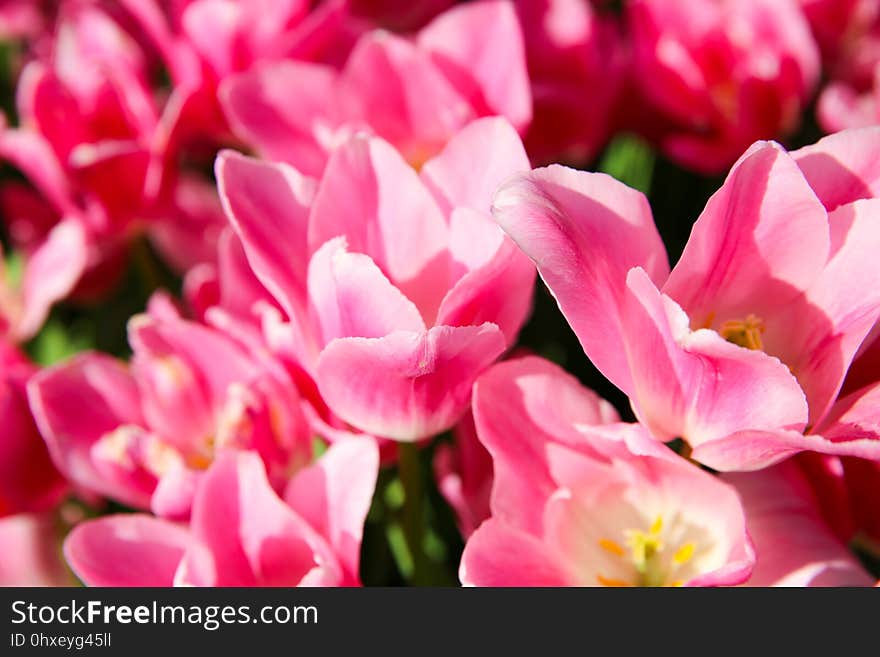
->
398 442 427 585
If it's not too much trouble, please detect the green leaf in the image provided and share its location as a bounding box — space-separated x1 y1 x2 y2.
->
28 319 93 366
598 133 656 195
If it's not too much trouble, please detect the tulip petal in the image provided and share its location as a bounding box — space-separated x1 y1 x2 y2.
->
664 142 830 326
492 165 669 393
216 150 316 319
307 237 425 345
64 514 190 587
285 438 379 584
460 519 574 586
418 1 531 132
316 324 505 441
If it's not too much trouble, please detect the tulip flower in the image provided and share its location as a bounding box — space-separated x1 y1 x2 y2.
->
627 0 820 173
217 117 536 441
492 130 880 470
28 306 312 519
460 356 754 587
515 0 625 164
64 443 378 586
220 0 531 176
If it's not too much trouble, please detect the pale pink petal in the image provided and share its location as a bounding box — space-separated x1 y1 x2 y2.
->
27 352 149 507
417 1 531 132
472 355 620 534
16 218 88 340
435 222 535 345
220 61 340 176
316 324 505 441
284 438 379 584
0 513 69 586
693 428 880 472
338 32 473 163
308 134 450 323
420 117 529 216
492 165 669 393
764 199 880 425
307 237 425 346
64 514 190 586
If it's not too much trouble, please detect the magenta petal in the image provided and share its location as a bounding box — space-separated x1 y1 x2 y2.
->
180 451 337 587
64 514 190 587
316 324 505 441
725 462 874 586
27 352 149 507
284 438 379 585
460 519 574 586
663 141 830 325
216 149 316 319
492 165 669 393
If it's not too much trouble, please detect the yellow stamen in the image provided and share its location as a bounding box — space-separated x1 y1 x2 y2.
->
674 542 695 565
598 538 626 557
719 314 765 351
649 515 663 535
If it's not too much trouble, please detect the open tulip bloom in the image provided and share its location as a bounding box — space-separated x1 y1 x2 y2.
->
492 127 880 472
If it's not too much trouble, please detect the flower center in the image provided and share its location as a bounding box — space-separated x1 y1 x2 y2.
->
596 515 696 587
718 314 765 351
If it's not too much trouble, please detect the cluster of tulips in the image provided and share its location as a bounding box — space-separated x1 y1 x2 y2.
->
1 0 879 588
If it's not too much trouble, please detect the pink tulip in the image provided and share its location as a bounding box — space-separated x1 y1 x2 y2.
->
798 0 879 74
515 0 625 164
217 117 536 441
804 1 880 132
460 355 754 587
120 0 365 160
220 0 531 176
0 512 70 586
726 461 874 586
627 0 820 173
28 305 312 519
492 130 880 471
0 340 67 516
0 3 159 308
64 443 378 586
